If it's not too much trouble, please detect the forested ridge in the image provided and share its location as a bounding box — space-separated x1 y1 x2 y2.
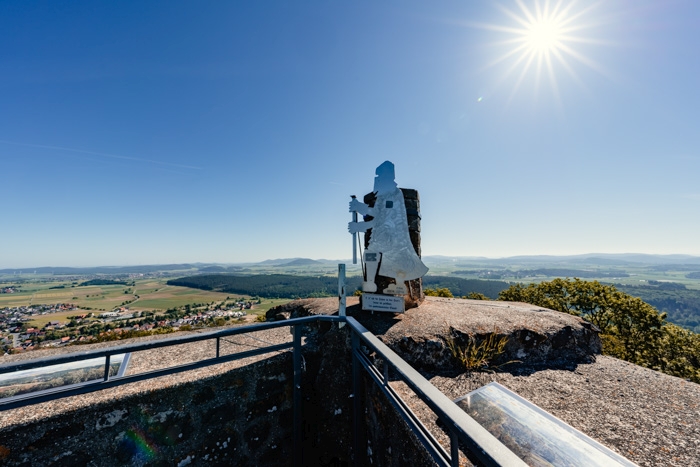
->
453 268 629 279
168 274 505 299
169 274 699 381
499 278 700 383
168 274 363 299
615 282 700 333
79 279 132 286
169 273 700 332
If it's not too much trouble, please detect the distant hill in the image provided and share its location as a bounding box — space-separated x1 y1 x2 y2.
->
255 258 297 265
256 258 329 267
198 266 227 272
510 268 628 279
275 258 322 267
6 254 700 275
0 264 197 275
424 253 700 266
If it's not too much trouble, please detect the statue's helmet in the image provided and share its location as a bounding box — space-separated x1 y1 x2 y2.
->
374 161 397 193
375 160 395 180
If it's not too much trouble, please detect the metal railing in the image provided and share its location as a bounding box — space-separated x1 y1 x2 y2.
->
347 316 526 467
0 314 524 466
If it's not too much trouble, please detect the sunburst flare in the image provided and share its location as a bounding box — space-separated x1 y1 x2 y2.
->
477 0 607 103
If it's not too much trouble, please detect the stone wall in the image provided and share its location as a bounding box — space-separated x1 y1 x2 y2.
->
0 316 435 467
0 354 295 467
274 311 435 467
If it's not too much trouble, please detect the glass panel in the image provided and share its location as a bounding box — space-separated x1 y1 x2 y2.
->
0 353 129 400
454 382 638 467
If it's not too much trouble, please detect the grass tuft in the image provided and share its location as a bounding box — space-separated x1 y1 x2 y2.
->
445 329 516 372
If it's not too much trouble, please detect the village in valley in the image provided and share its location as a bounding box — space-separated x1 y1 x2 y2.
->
0 299 254 355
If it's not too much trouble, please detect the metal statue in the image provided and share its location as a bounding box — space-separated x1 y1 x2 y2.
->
348 161 428 295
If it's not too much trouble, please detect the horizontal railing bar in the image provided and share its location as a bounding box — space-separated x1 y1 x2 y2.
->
1 341 293 411
357 349 449 464
354 348 451 467
0 315 341 374
346 316 527 467
3 310 524 466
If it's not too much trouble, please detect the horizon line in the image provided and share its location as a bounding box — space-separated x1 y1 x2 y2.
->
3 252 700 270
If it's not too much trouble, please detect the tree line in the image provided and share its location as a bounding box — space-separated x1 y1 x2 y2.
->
169 274 699 381
615 282 700 333
421 276 509 299
168 274 363 299
498 278 700 383
169 274 507 300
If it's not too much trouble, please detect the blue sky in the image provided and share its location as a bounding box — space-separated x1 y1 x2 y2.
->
2 0 699 267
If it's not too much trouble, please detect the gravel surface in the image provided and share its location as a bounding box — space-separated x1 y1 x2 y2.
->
391 356 700 467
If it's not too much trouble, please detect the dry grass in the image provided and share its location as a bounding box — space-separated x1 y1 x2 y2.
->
445 330 510 372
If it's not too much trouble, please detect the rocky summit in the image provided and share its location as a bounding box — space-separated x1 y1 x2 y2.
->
268 296 601 372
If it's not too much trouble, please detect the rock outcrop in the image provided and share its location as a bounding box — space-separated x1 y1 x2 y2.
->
268 296 601 373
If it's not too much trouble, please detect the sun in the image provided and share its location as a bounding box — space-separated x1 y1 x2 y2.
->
476 0 605 101
524 16 565 55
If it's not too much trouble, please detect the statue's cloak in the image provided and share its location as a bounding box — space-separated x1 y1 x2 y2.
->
366 187 428 281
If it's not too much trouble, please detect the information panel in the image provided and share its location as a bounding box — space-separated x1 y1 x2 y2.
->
454 382 639 467
362 293 405 313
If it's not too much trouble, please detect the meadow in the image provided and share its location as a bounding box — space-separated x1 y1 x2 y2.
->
4 255 700 331
0 277 289 326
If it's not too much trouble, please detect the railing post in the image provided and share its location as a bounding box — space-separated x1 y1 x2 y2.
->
351 331 362 466
450 428 459 467
338 264 346 328
103 354 111 381
293 324 303 466
216 337 220 358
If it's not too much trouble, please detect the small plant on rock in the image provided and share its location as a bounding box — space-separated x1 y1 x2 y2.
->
445 329 514 372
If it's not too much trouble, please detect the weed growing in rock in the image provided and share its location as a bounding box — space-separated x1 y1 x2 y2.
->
445 330 514 372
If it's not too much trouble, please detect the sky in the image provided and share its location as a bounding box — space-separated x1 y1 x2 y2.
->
2 0 699 268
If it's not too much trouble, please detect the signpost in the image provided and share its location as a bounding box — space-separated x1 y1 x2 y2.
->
361 293 405 313
351 196 358 265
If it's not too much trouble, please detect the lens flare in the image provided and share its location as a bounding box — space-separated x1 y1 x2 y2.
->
472 0 608 103
121 429 157 462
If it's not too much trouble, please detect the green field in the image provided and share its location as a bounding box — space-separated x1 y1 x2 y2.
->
250 298 294 314
1 278 289 320
128 285 233 310
29 310 90 328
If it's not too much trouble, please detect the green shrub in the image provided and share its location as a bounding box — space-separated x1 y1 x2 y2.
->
424 287 453 298
498 278 699 382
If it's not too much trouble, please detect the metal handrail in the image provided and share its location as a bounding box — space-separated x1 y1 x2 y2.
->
0 315 335 374
346 316 527 467
0 315 337 411
1 313 524 466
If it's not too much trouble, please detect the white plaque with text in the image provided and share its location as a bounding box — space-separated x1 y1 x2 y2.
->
362 293 405 313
